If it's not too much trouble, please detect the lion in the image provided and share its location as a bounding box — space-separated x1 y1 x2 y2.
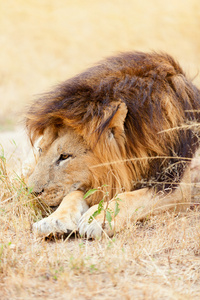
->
25 51 200 238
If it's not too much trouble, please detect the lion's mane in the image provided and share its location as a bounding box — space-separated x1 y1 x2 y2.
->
26 52 200 203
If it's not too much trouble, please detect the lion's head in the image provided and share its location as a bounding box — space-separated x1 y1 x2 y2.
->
26 52 200 207
27 101 132 206
28 127 93 206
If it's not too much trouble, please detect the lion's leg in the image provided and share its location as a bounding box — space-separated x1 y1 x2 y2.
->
78 169 191 238
33 190 88 237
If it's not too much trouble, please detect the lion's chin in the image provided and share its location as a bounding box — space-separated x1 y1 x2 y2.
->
38 190 66 207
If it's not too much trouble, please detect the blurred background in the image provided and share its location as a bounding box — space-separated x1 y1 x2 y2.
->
0 0 200 131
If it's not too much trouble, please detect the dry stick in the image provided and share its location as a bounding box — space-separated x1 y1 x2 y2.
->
102 193 110 230
91 155 194 168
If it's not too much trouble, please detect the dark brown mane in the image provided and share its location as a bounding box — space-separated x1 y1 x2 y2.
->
26 51 200 194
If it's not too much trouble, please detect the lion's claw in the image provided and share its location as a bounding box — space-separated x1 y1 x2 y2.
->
78 215 103 239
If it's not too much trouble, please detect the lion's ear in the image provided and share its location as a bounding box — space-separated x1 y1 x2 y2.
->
108 102 128 138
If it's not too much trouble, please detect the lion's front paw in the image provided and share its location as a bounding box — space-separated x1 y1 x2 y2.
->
78 205 114 239
32 191 89 237
32 215 77 237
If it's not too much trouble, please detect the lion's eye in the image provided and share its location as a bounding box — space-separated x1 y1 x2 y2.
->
59 154 72 161
60 154 72 160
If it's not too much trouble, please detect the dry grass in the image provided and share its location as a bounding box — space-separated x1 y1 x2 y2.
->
1 0 200 299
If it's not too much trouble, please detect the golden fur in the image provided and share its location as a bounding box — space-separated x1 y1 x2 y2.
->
26 52 200 238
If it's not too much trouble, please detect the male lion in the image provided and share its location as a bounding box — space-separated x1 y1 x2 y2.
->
26 52 200 238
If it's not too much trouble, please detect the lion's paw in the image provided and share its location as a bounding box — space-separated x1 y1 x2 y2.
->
78 205 114 239
32 215 77 237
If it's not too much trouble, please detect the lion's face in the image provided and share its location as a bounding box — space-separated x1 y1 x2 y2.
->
28 127 95 206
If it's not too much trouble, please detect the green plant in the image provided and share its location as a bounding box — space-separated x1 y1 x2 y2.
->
84 187 121 231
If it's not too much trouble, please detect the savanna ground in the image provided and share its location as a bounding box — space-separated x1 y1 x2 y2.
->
1 0 200 299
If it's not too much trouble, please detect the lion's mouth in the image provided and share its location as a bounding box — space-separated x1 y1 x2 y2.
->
34 182 86 207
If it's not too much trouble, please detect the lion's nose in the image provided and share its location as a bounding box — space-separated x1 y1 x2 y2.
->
28 174 45 195
33 189 44 197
